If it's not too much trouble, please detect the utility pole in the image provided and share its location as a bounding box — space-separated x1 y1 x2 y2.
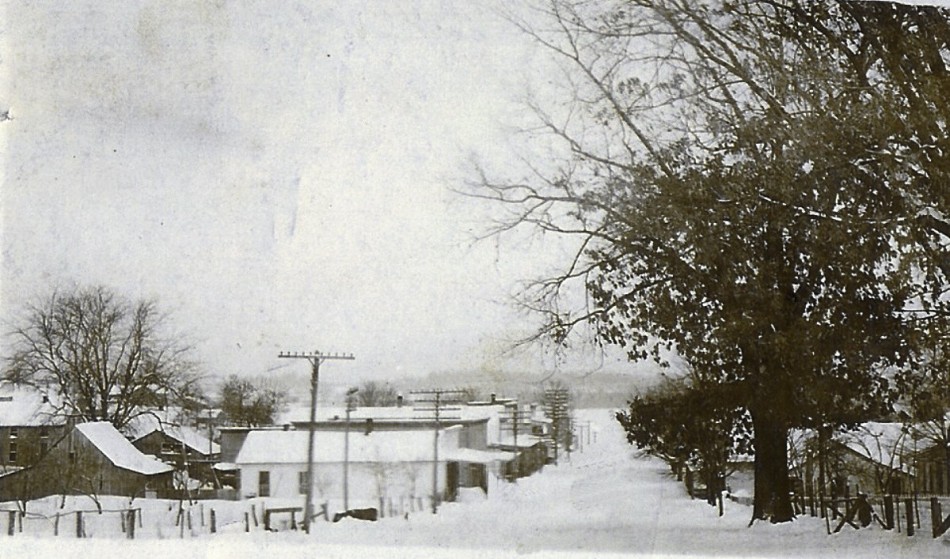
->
343 387 358 512
278 350 354 534
500 404 531 480
502 405 531 448
543 387 571 466
410 388 465 513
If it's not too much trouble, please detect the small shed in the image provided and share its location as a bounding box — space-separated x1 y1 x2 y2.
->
127 414 220 485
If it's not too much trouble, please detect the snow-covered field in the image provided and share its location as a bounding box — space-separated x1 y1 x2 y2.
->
4 409 950 558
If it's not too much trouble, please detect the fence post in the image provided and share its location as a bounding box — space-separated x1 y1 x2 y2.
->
17 511 22 533
905 499 915 537
251 504 259 527
210 509 216 534
76 511 83 539
931 498 941 539
7 510 14 536
54 512 60 536
128 510 135 540
244 512 249 533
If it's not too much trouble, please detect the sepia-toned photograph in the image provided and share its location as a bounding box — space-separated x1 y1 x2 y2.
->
2 1 950 557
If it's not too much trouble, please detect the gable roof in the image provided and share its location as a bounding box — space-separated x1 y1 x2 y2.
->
75 422 173 476
125 413 219 455
838 422 913 472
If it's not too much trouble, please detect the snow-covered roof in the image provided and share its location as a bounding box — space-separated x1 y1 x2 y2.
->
460 404 508 421
443 448 516 464
839 422 914 472
236 429 456 465
126 413 219 455
0 384 63 426
495 434 544 449
75 422 174 476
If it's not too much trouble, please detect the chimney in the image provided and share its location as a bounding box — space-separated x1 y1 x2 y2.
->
397 395 403 408
364 418 374 435
491 393 497 404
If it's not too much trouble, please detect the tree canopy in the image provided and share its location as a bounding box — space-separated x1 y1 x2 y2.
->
475 0 950 523
219 374 286 427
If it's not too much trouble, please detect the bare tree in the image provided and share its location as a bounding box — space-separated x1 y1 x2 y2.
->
357 381 399 407
4 285 202 430
219 374 286 427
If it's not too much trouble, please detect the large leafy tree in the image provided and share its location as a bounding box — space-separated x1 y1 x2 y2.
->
617 374 750 507
475 0 950 523
4 285 202 429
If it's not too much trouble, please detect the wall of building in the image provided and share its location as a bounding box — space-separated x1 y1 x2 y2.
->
0 428 173 501
239 460 443 510
133 431 216 485
0 425 66 472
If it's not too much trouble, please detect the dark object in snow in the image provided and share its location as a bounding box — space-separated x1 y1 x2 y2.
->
855 494 872 528
333 508 378 522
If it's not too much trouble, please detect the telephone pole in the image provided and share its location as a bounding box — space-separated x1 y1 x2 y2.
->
410 388 465 513
543 387 571 465
278 350 354 534
343 387 358 512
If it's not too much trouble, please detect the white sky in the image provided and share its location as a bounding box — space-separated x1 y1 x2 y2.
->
0 1 621 384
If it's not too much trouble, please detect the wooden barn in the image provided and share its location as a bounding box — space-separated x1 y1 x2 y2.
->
0 422 174 502
126 413 220 486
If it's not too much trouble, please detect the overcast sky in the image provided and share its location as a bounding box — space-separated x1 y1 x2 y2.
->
0 1 626 385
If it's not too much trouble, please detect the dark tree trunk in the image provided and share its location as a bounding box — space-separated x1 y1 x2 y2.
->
751 411 795 523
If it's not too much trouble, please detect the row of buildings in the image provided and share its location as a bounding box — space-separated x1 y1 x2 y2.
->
217 395 551 508
0 383 555 510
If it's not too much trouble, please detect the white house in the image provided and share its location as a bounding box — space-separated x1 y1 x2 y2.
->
235 425 512 511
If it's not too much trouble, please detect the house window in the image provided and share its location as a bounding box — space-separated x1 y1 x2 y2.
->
8 442 16 463
161 443 176 454
39 428 49 455
259 471 270 497
8 428 17 440
298 471 308 495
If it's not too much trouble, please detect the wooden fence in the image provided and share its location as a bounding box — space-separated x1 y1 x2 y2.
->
0 502 260 539
792 493 950 539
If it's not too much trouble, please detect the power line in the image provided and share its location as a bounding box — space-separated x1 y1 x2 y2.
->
278 350 354 534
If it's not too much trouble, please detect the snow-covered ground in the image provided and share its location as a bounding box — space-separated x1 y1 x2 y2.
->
3 409 950 558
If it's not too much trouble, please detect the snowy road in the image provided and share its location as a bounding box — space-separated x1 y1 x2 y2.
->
4 409 950 558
